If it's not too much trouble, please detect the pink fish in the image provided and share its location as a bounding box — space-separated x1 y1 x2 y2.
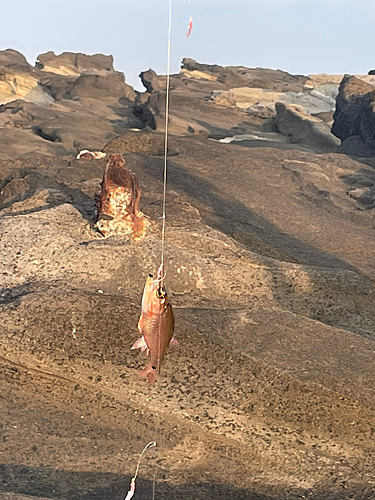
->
132 266 176 384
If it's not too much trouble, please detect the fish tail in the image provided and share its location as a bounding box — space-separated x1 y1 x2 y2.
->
140 362 159 385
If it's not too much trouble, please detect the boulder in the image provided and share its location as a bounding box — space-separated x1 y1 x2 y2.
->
332 75 374 140
273 102 340 153
0 49 140 156
139 68 166 93
332 75 375 156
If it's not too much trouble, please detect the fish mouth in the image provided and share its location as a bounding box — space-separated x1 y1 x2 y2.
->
156 286 166 299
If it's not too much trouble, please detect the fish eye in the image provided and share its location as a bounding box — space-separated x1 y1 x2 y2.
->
152 366 156 370
149 274 153 278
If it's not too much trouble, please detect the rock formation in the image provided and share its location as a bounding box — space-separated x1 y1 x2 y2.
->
272 102 340 153
332 74 375 156
36 51 115 76
0 49 140 157
1 50 375 500
96 153 150 240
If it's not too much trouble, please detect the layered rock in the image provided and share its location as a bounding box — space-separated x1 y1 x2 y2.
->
36 51 115 76
0 49 141 157
181 58 307 92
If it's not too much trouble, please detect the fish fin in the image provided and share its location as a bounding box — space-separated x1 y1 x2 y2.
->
131 336 148 352
169 337 178 347
137 315 144 333
140 363 158 384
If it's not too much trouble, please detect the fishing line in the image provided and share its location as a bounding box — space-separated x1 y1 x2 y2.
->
160 0 173 276
123 441 156 500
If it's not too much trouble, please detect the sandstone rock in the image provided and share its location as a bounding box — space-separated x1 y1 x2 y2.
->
36 51 115 76
273 102 340 153
0 48 31 70
212 87 336 117
139 68 166 93
135 89 250 137
1 133 375 499
0 69 54 106
0 50 140 156
96 153 150 240
182 58 307 92
103 130 178 157
64 73 136 101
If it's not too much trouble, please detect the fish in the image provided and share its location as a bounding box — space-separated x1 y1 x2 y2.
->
132 266 176 384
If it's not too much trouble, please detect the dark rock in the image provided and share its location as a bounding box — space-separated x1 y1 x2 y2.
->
332 75 375 156
139 69 166 93
332 75 374 140
338 135 375 157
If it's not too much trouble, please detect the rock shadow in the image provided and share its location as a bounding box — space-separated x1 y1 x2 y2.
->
0 463 274 500
0 170 96 223
339 167 375 211
0 283 33 306
137 157 357 272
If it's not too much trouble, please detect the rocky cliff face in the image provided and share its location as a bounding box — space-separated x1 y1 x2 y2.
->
1 50 375 500
0 49 139 157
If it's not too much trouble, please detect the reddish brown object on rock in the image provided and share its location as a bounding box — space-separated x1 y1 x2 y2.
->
96 153 150 240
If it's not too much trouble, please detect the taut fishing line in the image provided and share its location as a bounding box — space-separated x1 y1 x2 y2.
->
126 0 193 497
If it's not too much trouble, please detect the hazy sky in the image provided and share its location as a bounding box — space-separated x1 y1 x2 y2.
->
2 0 375 90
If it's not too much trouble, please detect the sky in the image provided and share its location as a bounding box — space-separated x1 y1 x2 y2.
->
2 0 375 91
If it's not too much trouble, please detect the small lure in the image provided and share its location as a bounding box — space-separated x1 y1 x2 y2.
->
186 16 193 37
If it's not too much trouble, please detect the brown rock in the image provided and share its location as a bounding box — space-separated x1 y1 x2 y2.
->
182 58 307 92
36 51 115 75
96 153 150 240
273 102 340 153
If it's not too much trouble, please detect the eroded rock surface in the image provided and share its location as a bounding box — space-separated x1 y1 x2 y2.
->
1 132 375 499
1 52 375 500
272 102 340 153
0 49 141 157
96 153 150 240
